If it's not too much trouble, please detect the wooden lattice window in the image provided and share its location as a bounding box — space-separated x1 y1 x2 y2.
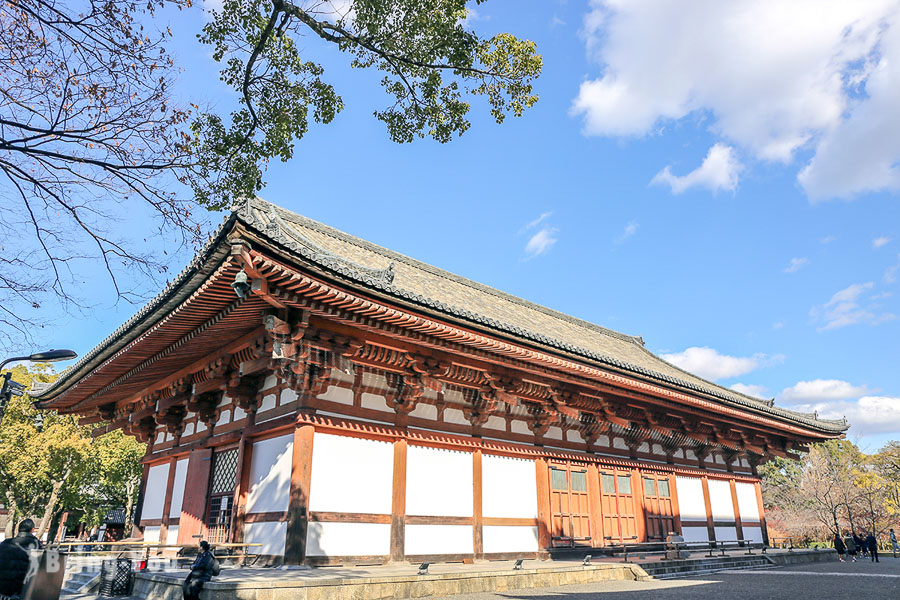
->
206 448 238 543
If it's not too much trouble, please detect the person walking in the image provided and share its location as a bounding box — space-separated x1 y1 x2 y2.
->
182 541 217 600
853 532 865 559
834 532 847 562
890 529 900 557
865 531 879 562
845 533 858 562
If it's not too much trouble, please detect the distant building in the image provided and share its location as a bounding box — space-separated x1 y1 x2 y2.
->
35 198 846 564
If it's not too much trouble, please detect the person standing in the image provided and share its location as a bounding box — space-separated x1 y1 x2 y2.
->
0 536 31 599
865 531 879 563
182 541 216 600
853 533 865 559
834 532 847 562
890 529 900 557
845 533 858 562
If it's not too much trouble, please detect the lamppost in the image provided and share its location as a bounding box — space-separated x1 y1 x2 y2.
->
0 349 78 425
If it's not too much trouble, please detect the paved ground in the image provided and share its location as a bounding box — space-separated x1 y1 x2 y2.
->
435 557 900 599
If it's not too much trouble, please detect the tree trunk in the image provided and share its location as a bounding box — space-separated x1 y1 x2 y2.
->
4 490 17 538
124 477 137 536
37 472 68 539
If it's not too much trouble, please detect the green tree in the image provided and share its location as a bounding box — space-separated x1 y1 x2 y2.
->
1 1 541 351
0 364 145 538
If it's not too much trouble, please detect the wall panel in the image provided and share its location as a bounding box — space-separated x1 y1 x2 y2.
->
246 434 293 514
681 526 710 542
305 522 390 557
482 455 537 519
482 526 539 554
168 459 189 519
674 476 706 521
309 433 394 514
244 521 288 556
405 524 474 555
406 446 472 517
734 482 760 522
708 480 735 521
141 463 170 521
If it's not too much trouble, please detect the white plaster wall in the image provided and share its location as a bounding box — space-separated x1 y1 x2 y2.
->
484 416 506 431
545 427 562 440
482 455 537 519
183 423 195 437
735 482 760 522
675 477 706 521
613 437 627 450
405 524 474 555
483 526 539 554
715 526 737 542
708 479 735 521
258 393 277 413
510 421 530 435
406 445 473 517
410 403 438 420
742 525 763 544
567 430 584 443
246 434 294 514
309 433 394 514
143 526 161 544
141 463 170 521
169 459 189 518
318 385 353 405
681 526 710 543
360 393 391 412
280 388 298 405
306 522 390 557
443 408 467 425
215 409 231 427
233 406 247 421
166 526 179 546
244 521 287 556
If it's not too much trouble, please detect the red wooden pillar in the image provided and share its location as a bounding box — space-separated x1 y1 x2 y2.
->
535 457 552 552
729 479 744 543
231 434 254 544
177 449 213 545
473 449 484 560
754 481 769 545
632 468 647 542
701 476 716 541
284 424 315 564
390 438 408 562
586 463 604 548
669 474 682 535
159 457 178 549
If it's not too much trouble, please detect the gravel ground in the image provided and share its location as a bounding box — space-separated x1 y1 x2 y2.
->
435 557 900 600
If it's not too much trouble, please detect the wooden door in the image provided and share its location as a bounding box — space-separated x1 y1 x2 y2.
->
549 464 592 546
642 474 675 540
600 470 638 544
205 447 239 543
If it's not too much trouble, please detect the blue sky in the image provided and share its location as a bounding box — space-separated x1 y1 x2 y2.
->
44 0 900 451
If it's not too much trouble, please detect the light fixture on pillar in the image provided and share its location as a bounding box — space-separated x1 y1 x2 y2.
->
417 562 430 575
513 559 524 570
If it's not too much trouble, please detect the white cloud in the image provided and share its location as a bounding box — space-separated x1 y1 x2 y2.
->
615 220 639 243
783 257 809 274
810 282 898 330
521 211 553 232
781 379 869 403
660 346 782 381
820 235 837 244
572 0 900 200
787 396 900 436
731 383 770 399
650 144 742 195
524 227 559 258
886 263 900 284
873 236 892 248
772 321 784 330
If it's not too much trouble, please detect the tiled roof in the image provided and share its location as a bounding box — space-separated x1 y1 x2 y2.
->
36 197 847 434
241 198 846 434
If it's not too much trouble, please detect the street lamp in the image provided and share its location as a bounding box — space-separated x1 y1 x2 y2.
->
0 349 78 425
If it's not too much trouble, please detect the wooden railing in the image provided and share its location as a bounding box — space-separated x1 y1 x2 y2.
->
598 539 768 563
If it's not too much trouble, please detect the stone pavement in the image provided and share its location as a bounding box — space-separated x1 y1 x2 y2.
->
433 556 900 599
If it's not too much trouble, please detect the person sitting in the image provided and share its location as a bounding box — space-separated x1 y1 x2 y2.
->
182 541 216 600
0 536 31 599
10 519 42 552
